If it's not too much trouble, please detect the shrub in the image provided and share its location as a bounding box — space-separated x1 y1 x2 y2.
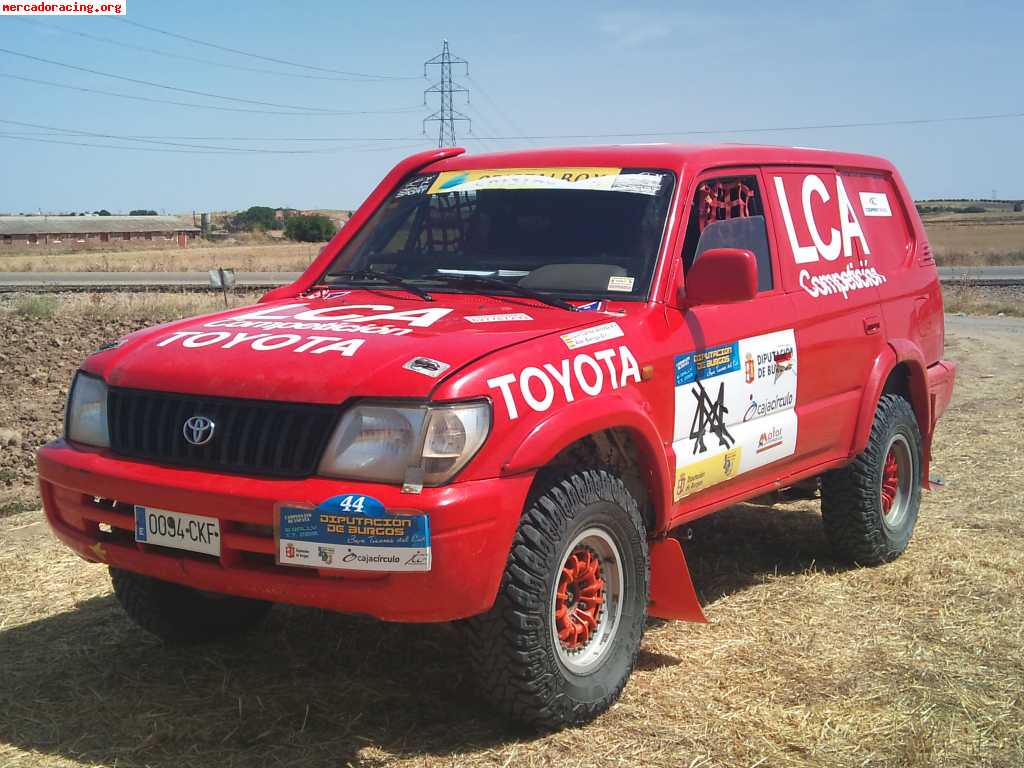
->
10 295 58 319
284 214 337 242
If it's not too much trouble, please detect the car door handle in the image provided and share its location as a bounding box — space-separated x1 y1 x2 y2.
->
863 316 882 335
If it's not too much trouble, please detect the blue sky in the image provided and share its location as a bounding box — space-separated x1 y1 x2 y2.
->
1 1 1021 213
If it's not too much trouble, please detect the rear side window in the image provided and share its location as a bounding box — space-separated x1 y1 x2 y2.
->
681 176 773 292
765 168 897 299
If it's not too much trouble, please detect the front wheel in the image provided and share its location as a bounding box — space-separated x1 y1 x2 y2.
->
464 470 649 730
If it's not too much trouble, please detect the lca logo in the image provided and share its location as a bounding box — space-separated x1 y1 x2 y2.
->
773 174 871 263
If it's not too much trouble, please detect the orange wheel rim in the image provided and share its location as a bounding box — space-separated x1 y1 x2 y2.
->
879 434 913 530
881 447 900 514
554 545 606 650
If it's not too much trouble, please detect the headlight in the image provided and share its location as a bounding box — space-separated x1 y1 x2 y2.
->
318 401 490 486
65 372 110 448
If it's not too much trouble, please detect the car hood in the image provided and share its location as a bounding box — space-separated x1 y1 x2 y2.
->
84 291 612 404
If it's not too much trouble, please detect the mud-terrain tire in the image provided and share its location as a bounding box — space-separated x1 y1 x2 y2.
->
821 394 923 565
110 567 272 643
464 470 649 730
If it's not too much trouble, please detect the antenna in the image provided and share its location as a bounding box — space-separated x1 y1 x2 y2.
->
423 40 470 147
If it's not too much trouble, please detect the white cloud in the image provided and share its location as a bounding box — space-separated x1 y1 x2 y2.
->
596 10 685 49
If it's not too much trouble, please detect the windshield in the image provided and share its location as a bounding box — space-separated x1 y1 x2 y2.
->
322 166 676 300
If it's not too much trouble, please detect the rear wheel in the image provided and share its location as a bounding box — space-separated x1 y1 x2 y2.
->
821 394 922 565
110 567 272 643
464 470 649 730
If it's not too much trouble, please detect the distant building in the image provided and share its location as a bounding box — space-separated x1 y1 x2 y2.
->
0 215 200 248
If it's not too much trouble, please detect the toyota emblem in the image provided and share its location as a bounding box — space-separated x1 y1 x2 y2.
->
182 415 216 446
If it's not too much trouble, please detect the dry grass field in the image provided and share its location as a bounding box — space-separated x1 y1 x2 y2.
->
0 241 320 273
919 210 1024 266
0 209 1020 274
0 297 1021 768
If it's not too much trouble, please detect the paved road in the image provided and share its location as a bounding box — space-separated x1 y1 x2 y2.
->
0 271 299 291
945 313 1024 335
0 267 1021 291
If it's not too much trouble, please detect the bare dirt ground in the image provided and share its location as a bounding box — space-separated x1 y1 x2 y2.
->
0 298 1021 768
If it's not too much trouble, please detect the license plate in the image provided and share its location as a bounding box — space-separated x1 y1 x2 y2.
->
134 506 221 556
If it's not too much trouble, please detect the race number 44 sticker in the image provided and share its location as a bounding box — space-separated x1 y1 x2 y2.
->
276 494 431 572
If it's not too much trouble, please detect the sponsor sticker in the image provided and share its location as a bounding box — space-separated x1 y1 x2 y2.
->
772 173 887 300
395 173 438 197
674 341 740 386
464 312 533 324
756 425 785 454
859 191 892 217
607 275 635 292
427 167 622 195
153 302 459 355
304 287 351 301
798 263 887 300
276 494 431 573
576 300 606 312
402 357 451 377
487 345 641 420
560 322 624 350
611 172 664 195
674 448 742 500
671 330 799 498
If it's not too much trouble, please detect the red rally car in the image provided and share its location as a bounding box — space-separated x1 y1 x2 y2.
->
38 144 956 729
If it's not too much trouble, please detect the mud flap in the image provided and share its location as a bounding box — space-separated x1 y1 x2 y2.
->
648 536 706 622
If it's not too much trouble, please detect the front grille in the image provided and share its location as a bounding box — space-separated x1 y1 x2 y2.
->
108 388 340 478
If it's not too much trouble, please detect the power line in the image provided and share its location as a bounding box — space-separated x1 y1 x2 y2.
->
0 72 423 117
2 109 1021 152
467 75 538 147
0 117 430 154
0 47 377 113
423 41 470 147
12 17 411 83
437 110 1024 141
461 105 504 153
0 133 428 155
0 126 424 141
119 18 419 81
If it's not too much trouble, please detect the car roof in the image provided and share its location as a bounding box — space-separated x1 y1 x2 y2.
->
423 143 896 175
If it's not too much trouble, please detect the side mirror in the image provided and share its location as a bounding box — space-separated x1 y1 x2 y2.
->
679 248 758 306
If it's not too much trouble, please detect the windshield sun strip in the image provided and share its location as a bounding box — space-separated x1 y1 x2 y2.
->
317 168 678 301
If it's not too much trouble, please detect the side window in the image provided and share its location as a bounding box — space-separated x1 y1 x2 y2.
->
682 175 773 292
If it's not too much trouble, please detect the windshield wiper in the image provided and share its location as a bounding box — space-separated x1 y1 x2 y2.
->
325 269 434 302
426 273 576 312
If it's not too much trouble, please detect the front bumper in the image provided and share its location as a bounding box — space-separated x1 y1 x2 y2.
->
37 440 532 622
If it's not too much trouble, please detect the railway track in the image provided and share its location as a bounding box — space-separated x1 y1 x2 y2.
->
1 270 1022 293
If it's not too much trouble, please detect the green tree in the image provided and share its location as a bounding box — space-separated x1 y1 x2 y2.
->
129 209 158 216
284 214 337 242
232 206 282 231
95 209 111 216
